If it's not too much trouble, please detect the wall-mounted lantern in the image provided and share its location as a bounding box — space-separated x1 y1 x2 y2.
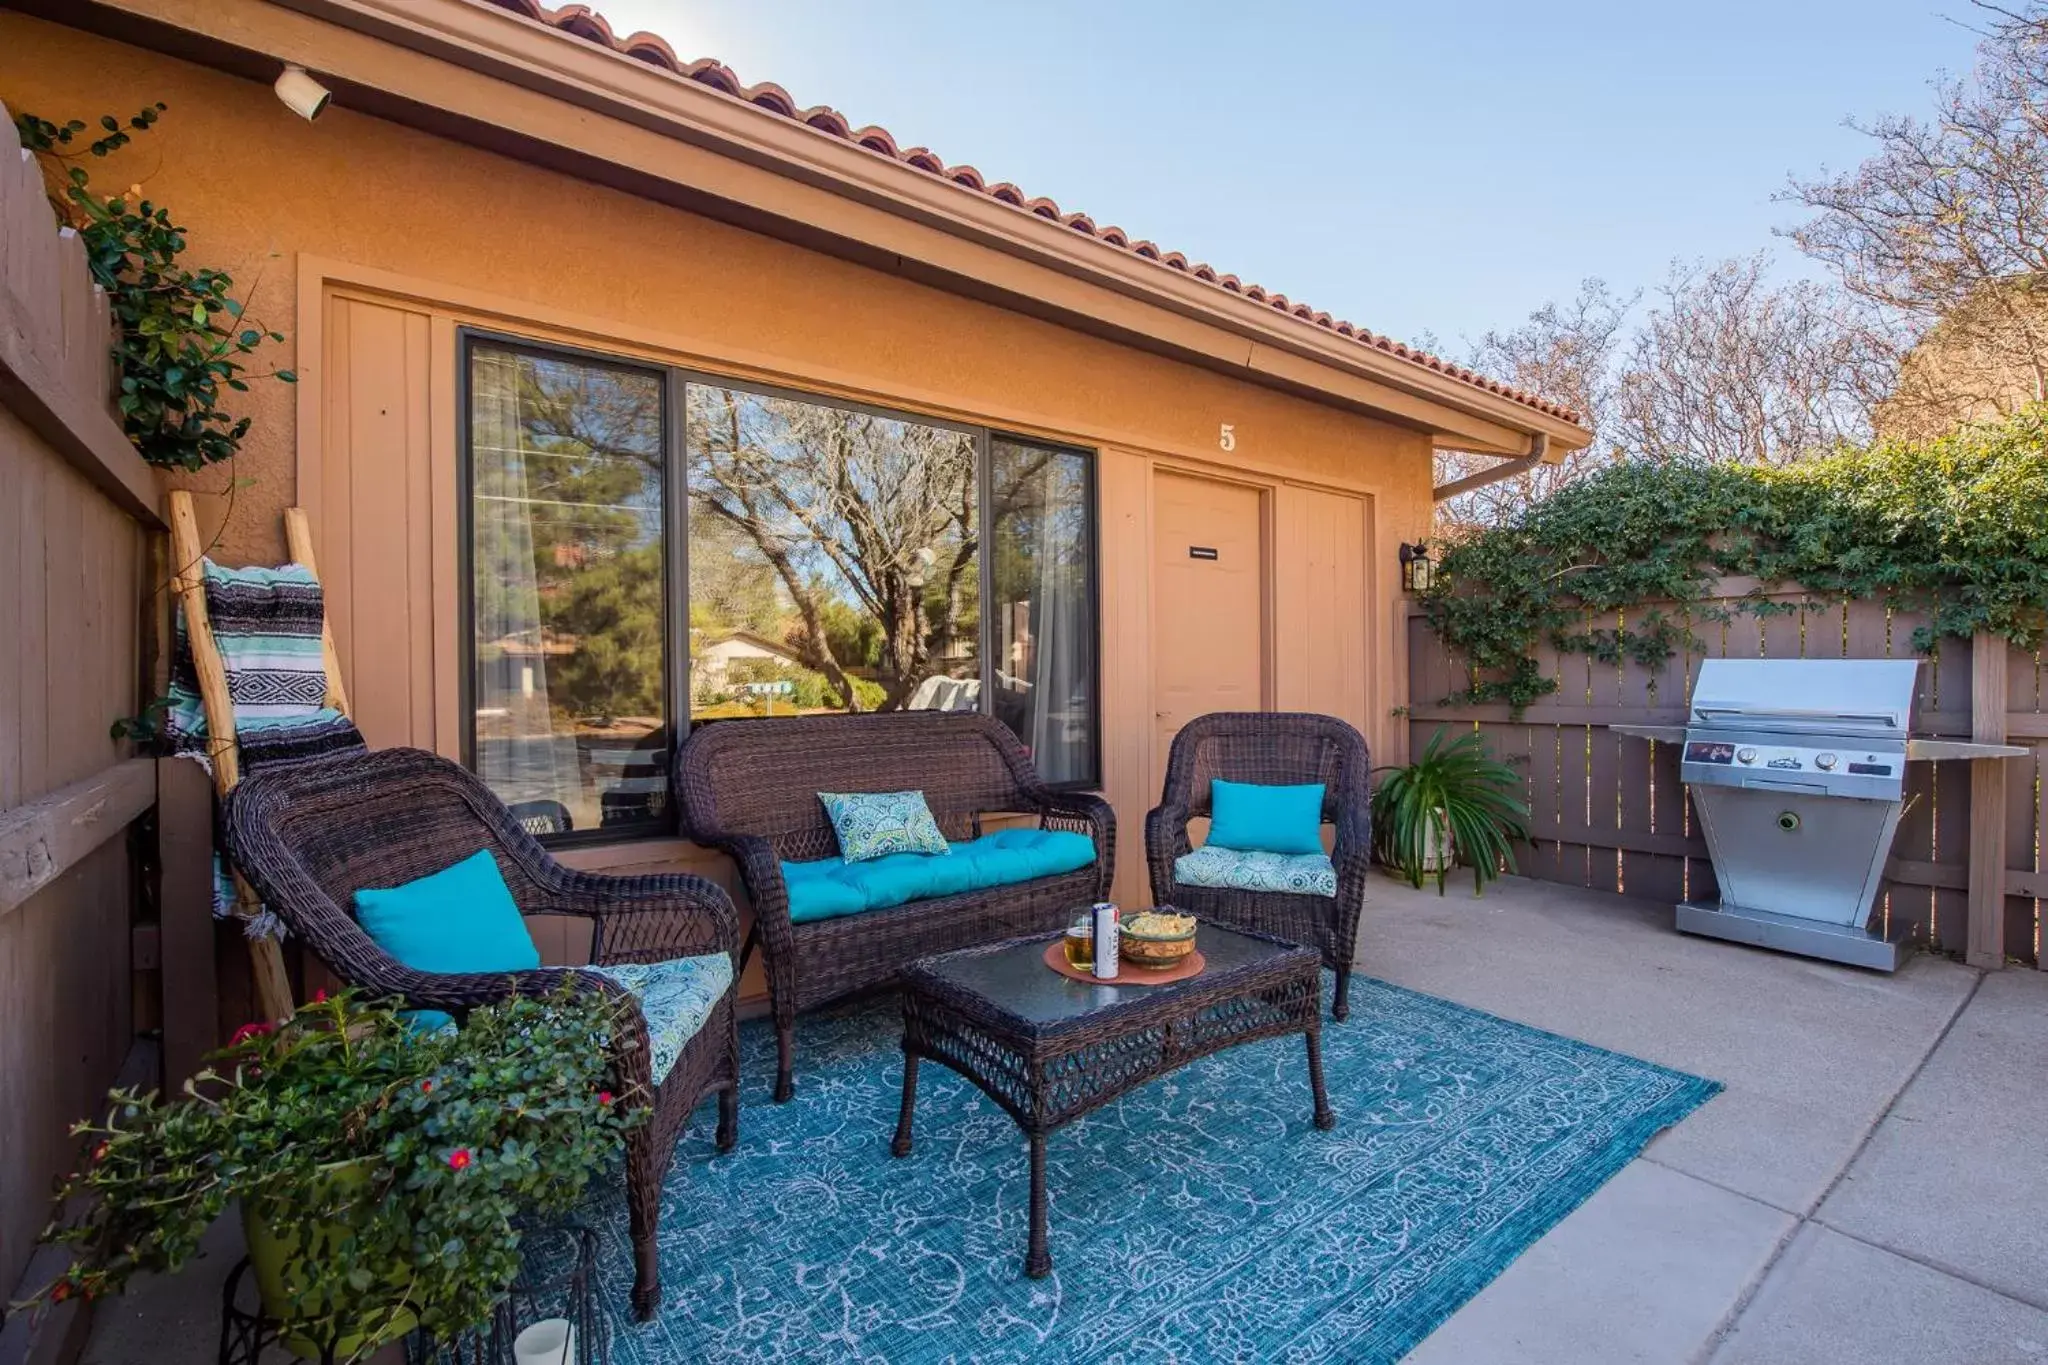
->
1399 541 1434 594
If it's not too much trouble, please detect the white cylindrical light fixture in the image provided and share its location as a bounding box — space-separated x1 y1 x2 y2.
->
274 64 332 121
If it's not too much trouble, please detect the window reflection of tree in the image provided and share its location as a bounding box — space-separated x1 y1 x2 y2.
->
685 386 984 712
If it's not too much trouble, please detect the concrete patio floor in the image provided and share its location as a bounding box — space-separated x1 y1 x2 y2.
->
1372 873 2048 1365
74 873 2048 1363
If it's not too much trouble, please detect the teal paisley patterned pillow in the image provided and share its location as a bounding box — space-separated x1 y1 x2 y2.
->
819 790 951 863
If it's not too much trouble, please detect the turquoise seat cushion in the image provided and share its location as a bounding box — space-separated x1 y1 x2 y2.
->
1207 779 1327 855
1175 844 1338 898
818 790 951 862
782 827 1097 924
586 954 734 1085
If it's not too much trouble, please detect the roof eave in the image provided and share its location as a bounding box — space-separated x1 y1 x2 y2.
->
52 0 1590 454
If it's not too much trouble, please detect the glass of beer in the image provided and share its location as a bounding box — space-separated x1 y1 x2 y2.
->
1062 918 1094 970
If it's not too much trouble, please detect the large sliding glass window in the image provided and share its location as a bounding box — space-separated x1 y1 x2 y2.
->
465 334 1099 840
467 342 669 837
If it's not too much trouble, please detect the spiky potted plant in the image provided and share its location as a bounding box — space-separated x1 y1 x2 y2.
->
18 988 644 1364
1373 727 1532 894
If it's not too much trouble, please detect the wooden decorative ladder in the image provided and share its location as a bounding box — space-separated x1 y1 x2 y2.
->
167 490 351 1022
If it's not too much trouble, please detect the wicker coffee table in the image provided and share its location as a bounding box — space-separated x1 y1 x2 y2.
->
892 923 1334 1278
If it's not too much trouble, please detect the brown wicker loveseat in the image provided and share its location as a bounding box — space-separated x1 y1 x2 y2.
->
223 747 740 1321
674 711 1115 1101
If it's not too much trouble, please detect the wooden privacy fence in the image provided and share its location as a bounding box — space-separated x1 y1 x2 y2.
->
0 102 167 1357
1406 579 2046 969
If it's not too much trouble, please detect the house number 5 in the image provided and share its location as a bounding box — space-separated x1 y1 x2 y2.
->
1218 423 1236 452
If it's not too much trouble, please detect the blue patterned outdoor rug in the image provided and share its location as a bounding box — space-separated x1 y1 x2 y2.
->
577 976 1718 1364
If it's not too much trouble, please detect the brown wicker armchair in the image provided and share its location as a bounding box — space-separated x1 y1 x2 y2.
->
674 712 1114 1102
1145 712 1371 1021
222 747 740 1322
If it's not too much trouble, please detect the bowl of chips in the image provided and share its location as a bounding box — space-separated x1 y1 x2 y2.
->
1119 908 1198 968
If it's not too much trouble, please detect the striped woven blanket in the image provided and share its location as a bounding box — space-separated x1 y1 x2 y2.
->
167 561 365 772
167 561 365 926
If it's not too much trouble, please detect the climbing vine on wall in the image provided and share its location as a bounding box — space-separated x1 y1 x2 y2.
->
1419 406 2048 714
14 103 294 471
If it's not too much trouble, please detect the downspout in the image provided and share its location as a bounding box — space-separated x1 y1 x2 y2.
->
1432 433 1549 503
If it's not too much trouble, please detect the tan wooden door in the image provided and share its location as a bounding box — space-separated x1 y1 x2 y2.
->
1152 470 1266 789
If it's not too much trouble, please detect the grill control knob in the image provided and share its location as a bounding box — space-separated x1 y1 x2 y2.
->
1815 752 1838 771
1736 747 1757 764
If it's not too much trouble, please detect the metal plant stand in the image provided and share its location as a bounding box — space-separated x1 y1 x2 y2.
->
409 1224 609 1365
219 1224 607 1365
216 1259 282 1365
218 1258 412 1365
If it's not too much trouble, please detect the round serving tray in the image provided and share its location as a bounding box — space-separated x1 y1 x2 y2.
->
1041 941 1206 986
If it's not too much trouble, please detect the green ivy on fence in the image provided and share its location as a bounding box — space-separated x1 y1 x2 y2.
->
1420 406 2048 714
14 104 293 471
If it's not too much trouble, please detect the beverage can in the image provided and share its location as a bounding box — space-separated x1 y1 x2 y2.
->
1091 902 1119 980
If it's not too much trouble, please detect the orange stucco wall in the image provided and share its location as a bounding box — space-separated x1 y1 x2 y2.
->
2 15 1433 926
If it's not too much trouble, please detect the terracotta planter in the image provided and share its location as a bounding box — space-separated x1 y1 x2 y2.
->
242 1161 417 1360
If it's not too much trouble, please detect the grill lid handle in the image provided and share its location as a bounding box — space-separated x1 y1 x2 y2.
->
1691 704 1905 729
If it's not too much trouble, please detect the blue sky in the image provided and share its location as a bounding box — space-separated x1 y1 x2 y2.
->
588 1 1986 353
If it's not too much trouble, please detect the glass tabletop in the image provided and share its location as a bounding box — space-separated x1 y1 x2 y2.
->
909 922 1308 1028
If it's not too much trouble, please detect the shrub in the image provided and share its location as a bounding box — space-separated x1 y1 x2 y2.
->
1420 407 2048 713
15 104 293 470
23 989 643 1358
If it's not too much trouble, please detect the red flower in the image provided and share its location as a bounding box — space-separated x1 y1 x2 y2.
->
420 1080 434 1094
91 1141 109 1165
597 1090 613 1108
447 1148 472 1172
228 1021 275 1047
311 989 328 1004
50 1282 69 1304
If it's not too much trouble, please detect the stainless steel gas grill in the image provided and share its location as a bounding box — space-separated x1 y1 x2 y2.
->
1614 658 2026 971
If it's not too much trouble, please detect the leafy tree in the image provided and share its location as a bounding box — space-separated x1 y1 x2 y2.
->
546 547 665 722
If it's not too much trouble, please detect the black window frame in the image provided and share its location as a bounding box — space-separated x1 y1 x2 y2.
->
459 327 1104 846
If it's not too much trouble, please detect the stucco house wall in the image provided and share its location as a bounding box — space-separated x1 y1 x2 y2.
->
1 6 1507 970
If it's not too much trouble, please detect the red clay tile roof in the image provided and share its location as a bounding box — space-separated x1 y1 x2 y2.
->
480 0 1583 427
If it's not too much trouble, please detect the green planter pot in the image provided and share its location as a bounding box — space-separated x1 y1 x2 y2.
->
241 1161 417 1361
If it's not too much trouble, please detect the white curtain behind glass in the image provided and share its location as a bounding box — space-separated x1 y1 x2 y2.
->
471 349 581 826
994 441 1094 785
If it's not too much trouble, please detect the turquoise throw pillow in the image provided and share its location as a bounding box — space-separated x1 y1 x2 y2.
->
818 790 950 862
352 848 541 981
1207 779 1327 855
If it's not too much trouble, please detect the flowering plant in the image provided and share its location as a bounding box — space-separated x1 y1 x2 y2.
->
23 987 643 1361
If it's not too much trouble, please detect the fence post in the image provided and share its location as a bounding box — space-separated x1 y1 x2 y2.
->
1967 631 2009 970
157 757 221 1086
